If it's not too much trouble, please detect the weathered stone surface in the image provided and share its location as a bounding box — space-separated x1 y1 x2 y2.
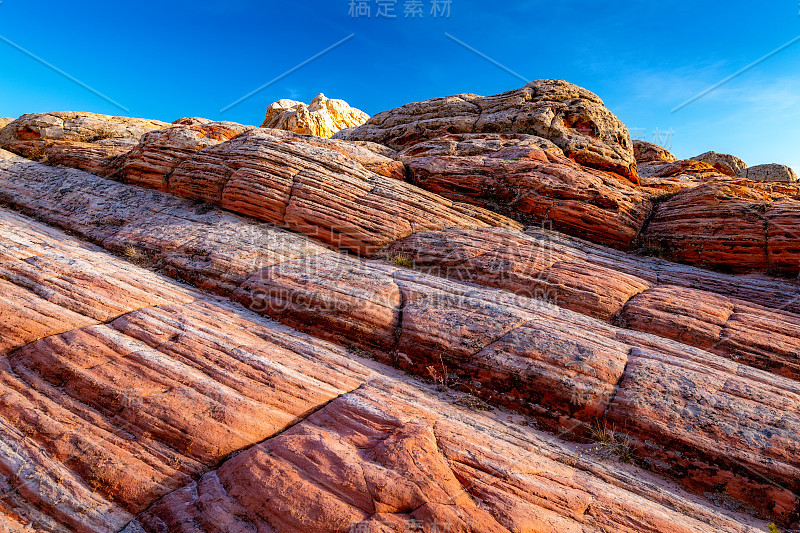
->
633 139 677 163
126 380 766 533
0 210 375 531
1 154 799 528
341 139 400 159
334 80 639 183
0 112 169 161
388 226 800 382
171 117 212 126
0 117 14 129
0 278 97 355
287 131 407 181
646 183 768 270
388 227 651 321
118 121 253 190
691 151 748 177
0 148 19 160
168 128 499 255
233 251 800 525
609 331 800 526
404 137 651 248
638 158 731 179
398 132 563 160
44 138 138 176
618 285 800 380
0 158 333 296
745 163 798 182
261 93 369 138
644 181 800 272
767 198 800 272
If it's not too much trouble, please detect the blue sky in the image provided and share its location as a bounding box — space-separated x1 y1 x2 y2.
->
1 1 798 170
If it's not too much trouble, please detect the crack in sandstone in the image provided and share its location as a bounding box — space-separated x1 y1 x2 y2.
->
117 381 371 533
603 347 633 417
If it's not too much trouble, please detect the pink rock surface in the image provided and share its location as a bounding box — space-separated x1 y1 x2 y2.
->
1 143 798 529
404 137 652 248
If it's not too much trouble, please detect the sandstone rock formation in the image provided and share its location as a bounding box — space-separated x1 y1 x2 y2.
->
633 139 677 163
171 116 213 125
261 93 369 138
0 200 777 532
386 226 800 381
125 380 768 533
745 163 798 182
400 133 651 248
0 112 171 177
0 117 13 129
1 156 799 529
691 151 748 177
644 181 800 273
636 159 732 194
2 79 800 532
0 112 169 161
334 79 639 183
117 121 254 190
165 128 501 255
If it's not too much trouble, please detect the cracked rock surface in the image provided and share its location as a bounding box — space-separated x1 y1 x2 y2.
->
1 79 799 532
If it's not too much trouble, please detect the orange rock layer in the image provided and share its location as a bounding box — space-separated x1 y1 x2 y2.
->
0 158 798 528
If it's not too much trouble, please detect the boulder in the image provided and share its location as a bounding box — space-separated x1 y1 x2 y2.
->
0 111 169 161
633 139 677 163
691 151 747 177
171 116 213 125
334 80 639 183
402 134 652 248
0 117 13 129
261 93 369 138
745 163 798 182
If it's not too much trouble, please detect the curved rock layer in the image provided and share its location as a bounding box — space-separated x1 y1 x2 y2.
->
165 128 506 255
401 134 652 248
334 79 639 183
2 124 508 256
1 159 798 527
117 121 255 189
0 208 771 533
0 211 373 532
644 181 800 273
387 227 800 381
125 380 764 533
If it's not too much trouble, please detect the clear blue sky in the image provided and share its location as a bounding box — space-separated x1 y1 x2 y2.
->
1 1 798 170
